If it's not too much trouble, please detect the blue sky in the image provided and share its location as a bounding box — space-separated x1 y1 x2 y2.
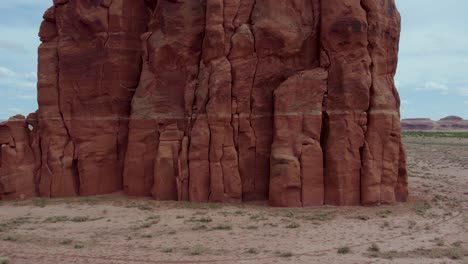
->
0 0 467 120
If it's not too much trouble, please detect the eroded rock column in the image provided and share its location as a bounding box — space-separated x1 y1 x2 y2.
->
270 69 327 207
37 0 150 197
253 0 321 201
321 0 372 205
124 0 205 200
360 0 408 205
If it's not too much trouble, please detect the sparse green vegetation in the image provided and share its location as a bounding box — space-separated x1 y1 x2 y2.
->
60 239 72 245
131 215 160 230
175 202 221 210
31 198 47 207
368 244 380 252
250 214 268 221
192 225 208 231
147 215 160 220
276 251 293 258
0 217 31 232
44 216 103 223
2 236 17 242
137 220 159 229
382 220 390 228
376 210 392 218
433 237 445 246
124 203 154 211
44 216 70 223
71 216 94 222
246 248 259 254
137 205 152 211
162 248 174 253
414 202 432 215
452 241 463 247
365 247 464 260
403 131 468 139
193 211 208 216
299 213 334 222
74 244 84 249
338 246 351 254
350 215 370 221
0 256 9 264
189 245 208 256
187 216 212 223
211 224 232 231
264 222 279 227
285 222 300 229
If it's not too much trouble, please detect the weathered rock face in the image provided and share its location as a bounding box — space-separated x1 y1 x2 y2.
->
0 115 38 199
1 0 408 206
36 0 150 197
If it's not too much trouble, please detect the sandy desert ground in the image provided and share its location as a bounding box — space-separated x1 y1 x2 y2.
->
0 134 467 264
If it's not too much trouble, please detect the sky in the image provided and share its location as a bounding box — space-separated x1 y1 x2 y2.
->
0 0 467 120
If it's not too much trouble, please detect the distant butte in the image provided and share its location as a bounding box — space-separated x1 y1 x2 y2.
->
0 0 408 206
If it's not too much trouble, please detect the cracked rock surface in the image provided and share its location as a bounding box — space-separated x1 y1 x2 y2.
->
0 0 408 207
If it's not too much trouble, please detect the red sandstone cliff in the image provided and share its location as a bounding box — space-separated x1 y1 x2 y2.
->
0 0 408 206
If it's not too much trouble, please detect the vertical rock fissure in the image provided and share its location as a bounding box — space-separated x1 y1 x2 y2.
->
54 34 76 196
360 0 373 204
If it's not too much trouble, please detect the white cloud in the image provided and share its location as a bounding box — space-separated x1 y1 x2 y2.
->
457 88 468 96
0 66 37 101
16 94 36 100
0 40 28 53
416 81 449 93
401 100 410 105
0 0 50 9
0 66 16 77
7 107 24 113
17 82 37 90
0 66 36 80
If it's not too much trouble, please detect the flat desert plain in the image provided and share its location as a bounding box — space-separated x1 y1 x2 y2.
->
0 133 467 264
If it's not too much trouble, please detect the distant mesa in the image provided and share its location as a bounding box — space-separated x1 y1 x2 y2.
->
439 115 463 122
401 116 468 131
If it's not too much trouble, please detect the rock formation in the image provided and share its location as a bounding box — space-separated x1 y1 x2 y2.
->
402 116 468 131
0 0 408 207
0 115 38 199
37 0 150 197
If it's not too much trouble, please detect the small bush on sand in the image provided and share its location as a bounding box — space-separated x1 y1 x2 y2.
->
338 246 351 254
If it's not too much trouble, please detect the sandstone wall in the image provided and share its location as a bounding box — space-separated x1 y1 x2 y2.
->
0 0 408 207
36 0 150 197
0 115 38 199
